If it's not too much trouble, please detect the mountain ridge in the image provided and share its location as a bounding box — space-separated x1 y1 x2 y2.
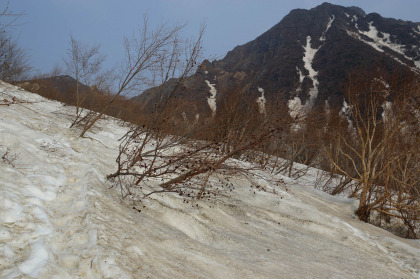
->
133 2 420 116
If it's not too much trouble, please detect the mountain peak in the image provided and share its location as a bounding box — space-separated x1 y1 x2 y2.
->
308 2 366 17
135 3 420 115
348 6 366 17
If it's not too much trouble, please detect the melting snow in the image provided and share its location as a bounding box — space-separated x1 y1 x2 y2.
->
288 96 305 123
295 67 304 93
205 80 217 117
348 21 420 72
325 15 335 33
0 82 419 278
18 241 49 277
292 20 336 122
320 15 335 42
413 25 420 36
359 22 406 56
347 29 383 52
302 36 320 105
341 99 350 114
296 67 305 84
256 87 266 114
340 99 354 129
382 101 392 122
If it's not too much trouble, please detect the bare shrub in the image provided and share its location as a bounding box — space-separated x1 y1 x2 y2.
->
258 96 323 179
0 2 30 81
323 68 419 237
64 35 110 129
107 85 280 200
78 18 205 137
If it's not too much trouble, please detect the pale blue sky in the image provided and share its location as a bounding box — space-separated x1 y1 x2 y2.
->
6 0 420 76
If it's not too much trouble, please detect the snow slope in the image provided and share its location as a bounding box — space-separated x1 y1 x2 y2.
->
0 82 419 278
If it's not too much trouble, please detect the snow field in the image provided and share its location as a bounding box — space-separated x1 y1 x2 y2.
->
0 82 419 278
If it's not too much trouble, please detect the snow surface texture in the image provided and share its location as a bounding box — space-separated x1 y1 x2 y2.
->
0 82 419 278
205 80 217 117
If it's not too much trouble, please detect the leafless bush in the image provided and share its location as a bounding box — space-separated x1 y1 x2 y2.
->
107 85 280 200
0 30 30 82
78 18 205 137
0 1 22 32
257 97 323 179
0 2 30 81
64 35 110 129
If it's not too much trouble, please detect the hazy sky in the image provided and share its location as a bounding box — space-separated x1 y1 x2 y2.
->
6 0 420 76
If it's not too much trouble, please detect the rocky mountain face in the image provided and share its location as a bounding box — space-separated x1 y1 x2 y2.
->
133 2 420 116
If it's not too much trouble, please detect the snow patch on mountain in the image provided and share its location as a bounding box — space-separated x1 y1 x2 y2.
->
346 29 383 52
293 24 338 121
347 21 420 71
346 25 420 72
340 99 354 129
359 22 406 56
295 67 305 93
288 96 305 120
413 25 420 36
302 36 320 105
205 80 217 117
351 15 359 29
297 67 305 83
382 101 392 122
256 87 266 114
320 15 335 42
